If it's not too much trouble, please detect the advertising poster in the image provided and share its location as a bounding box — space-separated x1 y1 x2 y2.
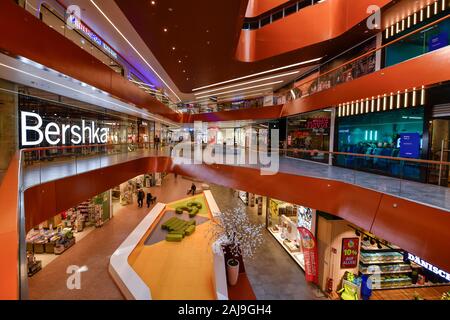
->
341 238 360 269
399 133 421 158
298 227 319 284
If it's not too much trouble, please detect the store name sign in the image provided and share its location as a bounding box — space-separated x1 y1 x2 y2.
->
406 253 450 281
71 18 118 59
21 111 109 146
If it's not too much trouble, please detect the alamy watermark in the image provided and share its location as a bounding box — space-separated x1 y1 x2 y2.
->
66 265 88 290
171 122 280 176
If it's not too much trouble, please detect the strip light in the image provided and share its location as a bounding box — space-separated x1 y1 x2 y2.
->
0 61 176 126
195 81 283 99
385 0 444 40
337 87 426 117
192 57 322 92
89 0 181 102
194 70 299 96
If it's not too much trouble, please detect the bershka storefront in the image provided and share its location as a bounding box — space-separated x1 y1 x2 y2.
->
17 86 141 151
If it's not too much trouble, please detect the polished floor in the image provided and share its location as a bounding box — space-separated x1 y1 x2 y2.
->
28 174 313 300
209 184 321 300
22 147 450 212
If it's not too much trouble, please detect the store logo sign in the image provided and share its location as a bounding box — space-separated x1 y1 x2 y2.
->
406 253 450 281
21 111 109 146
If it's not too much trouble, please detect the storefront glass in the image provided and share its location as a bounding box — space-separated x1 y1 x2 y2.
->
266 198 316 270
286 110 332 163
385 18 450 67
336 107 425 180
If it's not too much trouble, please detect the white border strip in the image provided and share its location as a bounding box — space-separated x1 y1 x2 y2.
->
204 190 228 300
109 202 166 300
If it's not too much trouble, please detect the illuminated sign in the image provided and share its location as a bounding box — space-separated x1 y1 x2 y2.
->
406 253 450 281
21 111 109 146
71 18 118 60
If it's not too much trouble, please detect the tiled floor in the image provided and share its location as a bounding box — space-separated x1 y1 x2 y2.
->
209 184 322 300
22 149 450 212
28 174 197 300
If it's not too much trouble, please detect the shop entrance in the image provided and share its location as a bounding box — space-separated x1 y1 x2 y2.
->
429 117 450 186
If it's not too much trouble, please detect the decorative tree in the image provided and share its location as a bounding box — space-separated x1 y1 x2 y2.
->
208 207 264 262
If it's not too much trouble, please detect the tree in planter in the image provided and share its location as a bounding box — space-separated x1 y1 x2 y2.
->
207 207 264 286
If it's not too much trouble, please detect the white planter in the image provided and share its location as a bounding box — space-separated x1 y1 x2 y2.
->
226 259 240 286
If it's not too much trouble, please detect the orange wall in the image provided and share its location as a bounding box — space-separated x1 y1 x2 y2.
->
5 154 450 299
237 0 392 61
245 0 287 17
0 1 179 121
0 153 20 300
281 46 450 117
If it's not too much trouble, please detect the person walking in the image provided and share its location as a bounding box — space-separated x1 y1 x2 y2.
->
187 183 196 196
137 189 144 208
146 192 153 208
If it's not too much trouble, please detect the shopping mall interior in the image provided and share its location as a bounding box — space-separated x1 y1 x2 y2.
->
1 0 450 304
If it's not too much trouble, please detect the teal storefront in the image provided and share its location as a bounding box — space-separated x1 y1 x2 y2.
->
385 16 450 67
336 107 427 181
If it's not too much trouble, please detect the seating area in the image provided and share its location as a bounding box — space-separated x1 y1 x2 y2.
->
175 201 203 218
337 143 422 181
161 216 196 242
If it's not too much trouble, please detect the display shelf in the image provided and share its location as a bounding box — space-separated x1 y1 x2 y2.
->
360 244 403 252
268 228 305 270
372 282 450 290
359 259 405 265
360 269 412 275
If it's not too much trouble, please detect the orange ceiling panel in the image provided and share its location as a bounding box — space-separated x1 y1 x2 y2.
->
236 0 392 62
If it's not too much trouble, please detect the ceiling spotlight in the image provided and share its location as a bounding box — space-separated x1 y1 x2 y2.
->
163 28 168 32
370 238 376 245
355 230 361 237
363 236 369 242
172 46 176 50
178 60 181 63
151 1 156 5
377 241 383 249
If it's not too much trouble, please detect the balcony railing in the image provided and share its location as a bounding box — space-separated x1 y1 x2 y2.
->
184 14 450 114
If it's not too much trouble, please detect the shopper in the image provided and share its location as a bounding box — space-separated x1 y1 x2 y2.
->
146 192 154 208
187 183 196 195
137 189 144 208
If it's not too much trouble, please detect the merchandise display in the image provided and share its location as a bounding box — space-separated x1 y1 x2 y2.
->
267 199 316 270
358 234 449 291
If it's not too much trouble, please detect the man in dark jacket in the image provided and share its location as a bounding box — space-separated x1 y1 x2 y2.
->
137 189 144 208
146 192 154 208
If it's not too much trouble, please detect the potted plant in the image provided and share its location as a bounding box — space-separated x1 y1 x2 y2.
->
208 207 264 286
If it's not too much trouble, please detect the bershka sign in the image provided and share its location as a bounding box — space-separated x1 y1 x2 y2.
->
406 253 450 281
21 111 109 146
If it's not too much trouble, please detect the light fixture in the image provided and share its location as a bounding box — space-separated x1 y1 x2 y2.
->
89 0 181 102
151 1 156 5
355 230 361 237
163 28 168 32
172 46 176 51
194 71 299 96
377 241 383 249
370 238 376 245
195 80 283 99
192 57 322 91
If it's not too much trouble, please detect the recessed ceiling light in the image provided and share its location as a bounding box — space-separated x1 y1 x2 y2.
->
163 28 168 32
172 46 176 50
151 1 156 5
178 60 181 63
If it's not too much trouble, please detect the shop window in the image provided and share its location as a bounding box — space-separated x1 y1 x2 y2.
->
286 109 332 163
385 19 450 67
336 107 425 181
